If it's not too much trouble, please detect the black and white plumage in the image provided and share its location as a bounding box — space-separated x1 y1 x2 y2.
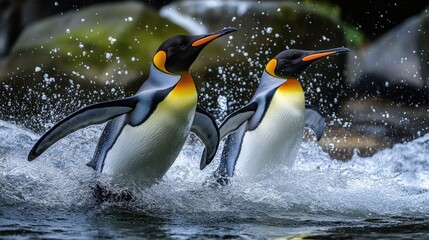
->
28 28 237 187
215 47 349 183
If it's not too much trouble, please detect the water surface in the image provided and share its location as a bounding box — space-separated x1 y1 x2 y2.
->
1 120 429 239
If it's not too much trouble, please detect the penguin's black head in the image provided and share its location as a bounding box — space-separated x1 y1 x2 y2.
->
266 47 350 78
153 27 237 74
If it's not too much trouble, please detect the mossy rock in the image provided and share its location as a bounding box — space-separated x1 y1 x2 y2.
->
162 0 349 120
340 7 429 145
0 2 228 131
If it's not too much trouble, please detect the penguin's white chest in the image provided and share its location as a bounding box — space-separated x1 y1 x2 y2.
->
235 85 305 179
102 76 197 186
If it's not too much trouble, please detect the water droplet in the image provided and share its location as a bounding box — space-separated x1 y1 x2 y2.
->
217 96 228 111
108 36 117 44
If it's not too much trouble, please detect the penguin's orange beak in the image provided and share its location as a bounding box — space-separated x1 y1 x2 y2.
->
192 27 237 47
302 47 350 62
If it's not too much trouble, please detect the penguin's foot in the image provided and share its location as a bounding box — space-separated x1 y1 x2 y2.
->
215 176 229 186
203 174 230 188
92 183 134 204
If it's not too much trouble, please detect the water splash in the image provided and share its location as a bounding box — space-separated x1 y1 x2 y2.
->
0 120 97 208
1 120 428 217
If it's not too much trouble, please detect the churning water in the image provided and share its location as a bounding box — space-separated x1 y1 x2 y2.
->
1 119 429 239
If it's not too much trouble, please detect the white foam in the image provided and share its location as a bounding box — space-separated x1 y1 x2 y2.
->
1 119 428 216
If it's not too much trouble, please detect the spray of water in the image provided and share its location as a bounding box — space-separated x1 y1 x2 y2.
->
1 119 428 217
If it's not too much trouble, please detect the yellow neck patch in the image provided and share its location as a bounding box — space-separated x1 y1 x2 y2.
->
170 72 196 97
265 59 278 77
167 71 197 109
153 51 172 74
277 79 303 94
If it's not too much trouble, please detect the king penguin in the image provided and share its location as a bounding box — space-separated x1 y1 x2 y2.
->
214 47 350 183
28 27 237 187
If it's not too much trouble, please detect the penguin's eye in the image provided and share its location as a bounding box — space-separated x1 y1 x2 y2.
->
177 43 186 48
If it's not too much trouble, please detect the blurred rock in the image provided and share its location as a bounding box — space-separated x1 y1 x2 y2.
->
0 0 175 59
0 2 189 131
0 0 22 57
0 1 352 130
319 126 391 160
317 94 429 160
161 0 349 119
337 7 429 156
347 7 429 103
330 0 429 41
0 1 238 132
0 0 112 57
341 96 429 141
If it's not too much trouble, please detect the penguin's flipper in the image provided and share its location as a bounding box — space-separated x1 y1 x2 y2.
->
304 105 325 141
28 96 138 161
219 102 257 139
214 123 247 185
191 107 220 170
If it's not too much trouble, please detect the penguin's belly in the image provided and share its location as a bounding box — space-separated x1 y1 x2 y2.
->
102 84 197 186
235 88 305 179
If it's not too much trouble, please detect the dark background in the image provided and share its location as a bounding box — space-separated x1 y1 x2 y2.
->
1 0 428 57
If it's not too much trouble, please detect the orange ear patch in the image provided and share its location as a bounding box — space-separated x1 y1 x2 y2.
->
265 59 278 76
153 51 171 74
